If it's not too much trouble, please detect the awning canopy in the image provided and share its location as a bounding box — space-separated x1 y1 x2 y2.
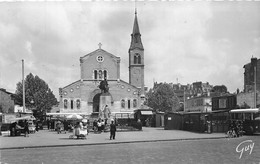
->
141 111 153 115
46 112 90 116
230 108 260 113
11 115 36 121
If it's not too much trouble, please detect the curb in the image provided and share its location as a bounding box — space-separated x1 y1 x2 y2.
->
0 136 226 150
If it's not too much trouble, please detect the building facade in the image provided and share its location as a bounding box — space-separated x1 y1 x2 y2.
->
58 12 145 116
171 81 213 104
241 57 260 108
244 57 260 93
211 94 237 111
0 88 14 113
237 91 260 108
184 96 212 113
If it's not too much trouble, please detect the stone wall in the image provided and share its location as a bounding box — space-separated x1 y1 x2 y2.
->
0 89 14 113
237 91 260 108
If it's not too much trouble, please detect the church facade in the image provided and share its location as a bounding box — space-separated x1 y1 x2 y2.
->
58 12 145 116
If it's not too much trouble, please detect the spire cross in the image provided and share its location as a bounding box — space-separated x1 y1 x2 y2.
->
135 0 137 15
98 43 102 49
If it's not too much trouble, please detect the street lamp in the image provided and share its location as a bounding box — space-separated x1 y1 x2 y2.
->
254 66 257 108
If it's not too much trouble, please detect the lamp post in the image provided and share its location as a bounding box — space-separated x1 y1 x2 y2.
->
22 59 25 113
254 66 257 108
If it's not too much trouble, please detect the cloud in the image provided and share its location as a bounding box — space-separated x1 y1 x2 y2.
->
143 2 213 87
0 1 260 99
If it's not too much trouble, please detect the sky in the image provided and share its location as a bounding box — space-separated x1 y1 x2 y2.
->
0 1 260 99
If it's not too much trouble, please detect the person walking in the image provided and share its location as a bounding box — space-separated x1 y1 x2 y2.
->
24 120 29 137
97 120 102 133
93 120 97 133
101 119 105 132
36 121 39 132
110 119 116 140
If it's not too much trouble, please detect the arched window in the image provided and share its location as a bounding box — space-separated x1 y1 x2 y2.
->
71 100 73 109
64 99 68 109
134 54 141 64
94 70 98 80
138 55 141 64
99 70 103 79
104 70 107 79
133 99 137 108
128 99 131 109
134 56 137 64
76 99 80 109
121 99 125 108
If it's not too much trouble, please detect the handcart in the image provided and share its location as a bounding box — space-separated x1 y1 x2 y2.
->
69 128 88 139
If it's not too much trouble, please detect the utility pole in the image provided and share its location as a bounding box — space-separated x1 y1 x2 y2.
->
183 88 185 112
254 66 257 108
22 59 25 113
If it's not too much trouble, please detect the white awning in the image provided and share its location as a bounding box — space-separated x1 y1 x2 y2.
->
230 108 260 113
141 111 153 115
11 115 36 121
46 112 90 116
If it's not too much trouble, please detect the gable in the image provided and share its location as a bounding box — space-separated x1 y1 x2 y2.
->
80 49 119 60
80 49 121 80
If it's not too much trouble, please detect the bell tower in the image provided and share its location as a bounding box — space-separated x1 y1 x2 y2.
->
129 10 144 95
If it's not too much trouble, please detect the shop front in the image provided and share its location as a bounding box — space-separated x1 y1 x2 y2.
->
165 110 229 133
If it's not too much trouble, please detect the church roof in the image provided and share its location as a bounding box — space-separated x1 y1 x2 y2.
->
132 10 140 35
119 79 140 90
80 48 120 61
129 11 144 51
61 80 81 89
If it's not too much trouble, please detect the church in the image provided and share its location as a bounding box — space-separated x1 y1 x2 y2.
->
58 11 145 117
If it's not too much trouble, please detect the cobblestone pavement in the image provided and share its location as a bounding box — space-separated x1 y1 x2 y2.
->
1 136 259 164
0 127 226 149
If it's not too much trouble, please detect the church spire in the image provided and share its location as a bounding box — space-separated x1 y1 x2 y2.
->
129 10 143 51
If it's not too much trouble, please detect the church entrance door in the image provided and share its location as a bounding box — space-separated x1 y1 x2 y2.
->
93 93 101 113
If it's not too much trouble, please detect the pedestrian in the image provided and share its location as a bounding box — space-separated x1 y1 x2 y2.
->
64 120 68 132
110 119 116 140
137 119 142 130
36 121 39 132
93 120 97 133
24 120 29 137
74 122 81 138
56 121 61 134
47 119 50 130
101 119 105 132
233 120 238 137
86 119 90 134
97 120 102 133
51 120 54 131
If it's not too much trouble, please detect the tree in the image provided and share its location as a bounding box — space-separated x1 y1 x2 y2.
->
212 85 228 94
15 73 58 120
147 83 180 113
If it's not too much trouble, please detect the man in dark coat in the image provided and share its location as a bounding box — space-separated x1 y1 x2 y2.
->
110 120 116 140
24 120 29 137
